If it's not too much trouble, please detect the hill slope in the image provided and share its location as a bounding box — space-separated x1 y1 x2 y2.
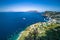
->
17 22 60 40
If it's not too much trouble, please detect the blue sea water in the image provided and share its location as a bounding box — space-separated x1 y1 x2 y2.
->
0 12 47 40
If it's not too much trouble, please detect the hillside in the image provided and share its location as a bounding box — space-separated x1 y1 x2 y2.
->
17 22 60 40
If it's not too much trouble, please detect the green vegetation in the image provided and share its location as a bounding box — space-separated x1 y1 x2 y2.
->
17 22 60 40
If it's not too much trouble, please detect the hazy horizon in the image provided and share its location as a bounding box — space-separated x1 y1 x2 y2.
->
0 0 60 12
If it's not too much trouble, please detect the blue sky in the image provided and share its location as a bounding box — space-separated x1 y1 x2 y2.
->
0 0 60 12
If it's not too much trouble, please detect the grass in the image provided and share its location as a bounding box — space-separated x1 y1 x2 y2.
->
17 22 60 40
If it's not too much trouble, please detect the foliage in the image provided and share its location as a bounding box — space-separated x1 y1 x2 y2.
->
17 22 60 40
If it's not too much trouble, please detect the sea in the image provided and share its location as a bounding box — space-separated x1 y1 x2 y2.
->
0 12 48 40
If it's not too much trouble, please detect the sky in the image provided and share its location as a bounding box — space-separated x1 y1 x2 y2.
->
0 0 60 12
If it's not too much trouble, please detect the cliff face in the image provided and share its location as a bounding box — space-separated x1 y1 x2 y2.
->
17 22 60 40
44 11 60 23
